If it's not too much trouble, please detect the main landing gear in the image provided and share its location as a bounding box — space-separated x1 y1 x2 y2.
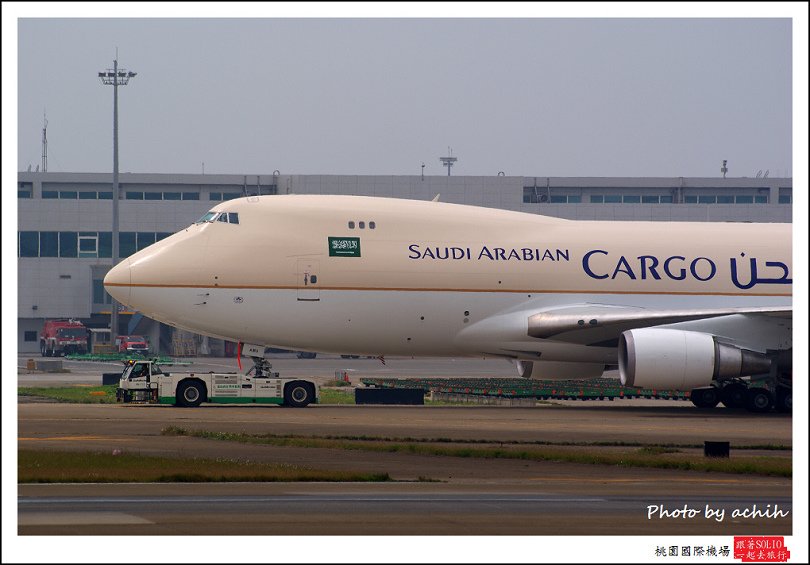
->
690 378 791 413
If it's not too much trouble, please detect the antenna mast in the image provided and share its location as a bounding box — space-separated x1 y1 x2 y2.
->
41 111 48 172
439 146 457 176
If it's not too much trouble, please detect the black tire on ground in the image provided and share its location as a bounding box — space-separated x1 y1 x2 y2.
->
745 387 774 413
284 381 315 408
720 383 747 409
176 380 205 408
690 387 720 408
776 386 792 414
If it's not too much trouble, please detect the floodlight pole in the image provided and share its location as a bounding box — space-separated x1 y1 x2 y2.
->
99 58 136 339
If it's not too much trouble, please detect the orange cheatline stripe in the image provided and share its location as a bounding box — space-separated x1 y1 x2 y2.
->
104 282 791 297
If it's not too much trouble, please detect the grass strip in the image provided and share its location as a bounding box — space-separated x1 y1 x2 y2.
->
18 385 119 404
161 427 790 452
162 427 791 478
18 449 390 484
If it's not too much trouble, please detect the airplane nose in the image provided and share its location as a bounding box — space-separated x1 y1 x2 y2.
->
104 258 131 307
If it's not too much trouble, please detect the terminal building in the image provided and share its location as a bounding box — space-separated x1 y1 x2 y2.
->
16 171 793 354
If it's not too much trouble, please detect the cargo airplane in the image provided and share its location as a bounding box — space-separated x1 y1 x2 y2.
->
104 195 792 413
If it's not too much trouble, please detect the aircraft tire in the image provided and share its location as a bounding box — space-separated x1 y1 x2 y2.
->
177 380 205 408
745 388 774 413
776 387 792 414
690 387 720 408
719 383 747 409
284 381 315 408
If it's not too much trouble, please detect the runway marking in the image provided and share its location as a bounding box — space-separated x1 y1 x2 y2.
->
529 477 778 484
20 495 608 504
18 512 153 526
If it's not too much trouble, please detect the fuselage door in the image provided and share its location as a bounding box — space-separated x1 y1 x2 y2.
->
296 259 320 301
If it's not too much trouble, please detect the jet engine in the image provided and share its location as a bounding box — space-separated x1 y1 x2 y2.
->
618 328 771 390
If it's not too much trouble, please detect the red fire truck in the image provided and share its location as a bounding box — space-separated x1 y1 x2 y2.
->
40 319 88 357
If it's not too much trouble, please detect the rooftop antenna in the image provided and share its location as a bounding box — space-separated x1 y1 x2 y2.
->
439 146 457 176
763 169 769 178
756 170 762 178
720 159 727 179
41 110 48 172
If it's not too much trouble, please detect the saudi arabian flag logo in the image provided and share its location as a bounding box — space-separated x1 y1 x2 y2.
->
328 237 361 257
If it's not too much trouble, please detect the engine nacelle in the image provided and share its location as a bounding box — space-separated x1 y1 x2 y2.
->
619 328 771 390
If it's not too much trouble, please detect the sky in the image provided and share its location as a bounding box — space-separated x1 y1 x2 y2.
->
3 4 809 564
9 6 800 179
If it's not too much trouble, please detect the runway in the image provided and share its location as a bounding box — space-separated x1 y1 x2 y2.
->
17 398 792 536
17 484 792 535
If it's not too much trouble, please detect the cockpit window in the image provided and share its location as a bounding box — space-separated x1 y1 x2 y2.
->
196 210 240 225
196 211 218 223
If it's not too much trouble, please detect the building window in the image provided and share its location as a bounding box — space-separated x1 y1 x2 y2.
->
60 191 78 199
604 195 621 203
42 190 58 199
778 194 791 204
209 192 222 201
590 195 604 204
120 232 136 258
137 232 156 251
182 192 200 200
684 196 698 203
24 330 38 342
698 195 716 204
659 195 673 203
549 195 567 204
79 233 99 258
156 232 173 242
79 191 98 199
144 192 162 200
98 191 113 200
717 195 734 204
19 232 39 257
40 232 59 257
93 279 112 304
59 232 78 257
523 187 544 203
99 232 112 258
622 195 640 204
19 182 33 198
735 195 753 204
754 195 768 204
641 195 659 204
222 192 241 201
163 192 181 200
567 195 582 203
126 191 144 200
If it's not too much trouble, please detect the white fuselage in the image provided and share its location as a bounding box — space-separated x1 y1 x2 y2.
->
104 195 792 363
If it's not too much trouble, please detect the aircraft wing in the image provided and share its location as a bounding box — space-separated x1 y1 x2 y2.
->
526 304 793 347
456 303 792 358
